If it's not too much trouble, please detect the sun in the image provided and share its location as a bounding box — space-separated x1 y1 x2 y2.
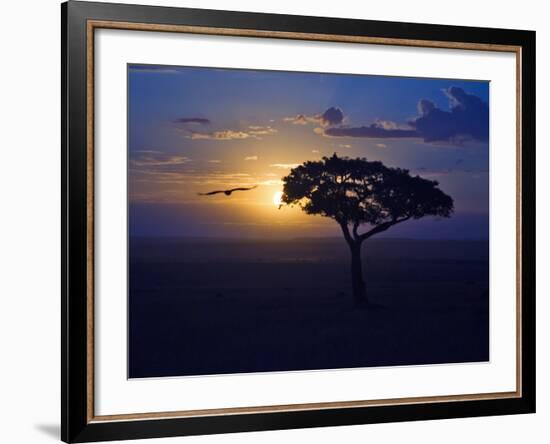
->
272 191 284 207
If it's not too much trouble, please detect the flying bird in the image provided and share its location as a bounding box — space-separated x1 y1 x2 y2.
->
198 185 258 196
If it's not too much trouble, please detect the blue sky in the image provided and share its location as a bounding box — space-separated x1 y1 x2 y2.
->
128 64 489 239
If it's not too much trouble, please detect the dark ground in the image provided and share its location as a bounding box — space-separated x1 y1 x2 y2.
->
128 237 489 378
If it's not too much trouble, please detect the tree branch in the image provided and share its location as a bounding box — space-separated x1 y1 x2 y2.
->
339 222 355 247
357 216 411 241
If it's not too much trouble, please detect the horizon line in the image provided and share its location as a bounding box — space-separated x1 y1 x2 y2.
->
129 235 489 242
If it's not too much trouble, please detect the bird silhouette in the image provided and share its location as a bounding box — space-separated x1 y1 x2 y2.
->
198 185 258 196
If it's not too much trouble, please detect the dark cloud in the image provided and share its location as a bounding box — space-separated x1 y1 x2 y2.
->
409 87 489 143
320 88 488 145
175 117 211 125
324 123 418 138
320 107 344 127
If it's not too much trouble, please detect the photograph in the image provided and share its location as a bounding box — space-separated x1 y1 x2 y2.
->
127 64 490 379
57 1 536 441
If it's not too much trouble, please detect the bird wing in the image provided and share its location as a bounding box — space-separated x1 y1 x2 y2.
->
198 190 224 196
230 185 258 192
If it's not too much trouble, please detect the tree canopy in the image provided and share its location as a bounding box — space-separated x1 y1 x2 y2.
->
281 154 454 243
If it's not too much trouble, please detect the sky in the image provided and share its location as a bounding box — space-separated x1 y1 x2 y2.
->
128 64 489 239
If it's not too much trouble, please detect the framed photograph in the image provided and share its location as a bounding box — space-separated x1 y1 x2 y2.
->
62 1 535 442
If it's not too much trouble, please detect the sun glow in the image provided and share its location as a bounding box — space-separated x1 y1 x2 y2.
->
272 191 284 207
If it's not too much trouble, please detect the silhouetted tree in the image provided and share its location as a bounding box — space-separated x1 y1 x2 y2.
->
281 154 454 306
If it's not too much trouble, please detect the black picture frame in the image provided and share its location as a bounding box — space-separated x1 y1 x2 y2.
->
62 1 536 442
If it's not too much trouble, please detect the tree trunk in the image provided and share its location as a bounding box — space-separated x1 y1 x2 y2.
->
350 243 369 306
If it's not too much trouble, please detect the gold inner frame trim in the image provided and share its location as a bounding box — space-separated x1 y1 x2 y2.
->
86 19 523 423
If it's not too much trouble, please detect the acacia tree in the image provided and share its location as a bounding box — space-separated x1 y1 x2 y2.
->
281 154 453 306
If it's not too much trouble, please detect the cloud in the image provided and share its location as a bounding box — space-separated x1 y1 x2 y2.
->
131 168 255 188
244 156 258 161
375 143 387 148
247 125 278 136
324 123 418 139
189 130 252 140
184 125 277 141
208 159 221 163
129 151 194 184
130 150 191 167
319 88 488 145
312 149 320 153
339 144 352 148
270 163 300 169
283 107 344 127
283 114 314 125
409 87 489 143
174 117 210 125
320 107 344 127
373 120 410 130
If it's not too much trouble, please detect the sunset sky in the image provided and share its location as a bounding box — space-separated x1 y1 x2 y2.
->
128 64 489 239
